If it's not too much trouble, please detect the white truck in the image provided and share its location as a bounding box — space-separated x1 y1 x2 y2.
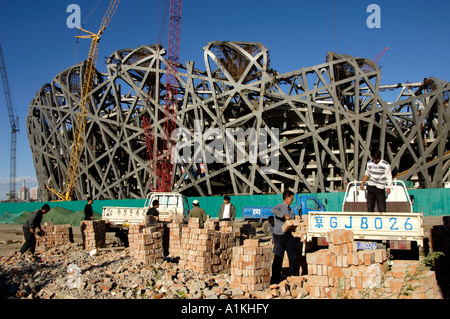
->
102 192 190 229
307 180 424 252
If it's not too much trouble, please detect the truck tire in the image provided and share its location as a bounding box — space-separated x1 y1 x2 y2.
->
262 220 271 236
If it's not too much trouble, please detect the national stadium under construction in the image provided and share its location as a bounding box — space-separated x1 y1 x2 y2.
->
26 41 450 201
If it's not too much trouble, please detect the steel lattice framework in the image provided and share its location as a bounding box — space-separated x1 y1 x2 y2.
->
26 42 450 201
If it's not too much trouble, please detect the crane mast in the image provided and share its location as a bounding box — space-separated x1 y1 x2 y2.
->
47 0 120 201
0 45 19 202
149 0 183 192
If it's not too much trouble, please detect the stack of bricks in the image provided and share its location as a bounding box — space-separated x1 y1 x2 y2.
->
306 229 388 298
179 217 217 273
80 220 106 250
165 215 184 258
211 221 239 272
179 218 239 274
230 239 272 292
291 216 308 240
36 222 73 250
306 229 441 298
128 221 163 265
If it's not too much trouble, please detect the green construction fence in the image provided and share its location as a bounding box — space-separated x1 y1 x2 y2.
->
0 188 449 225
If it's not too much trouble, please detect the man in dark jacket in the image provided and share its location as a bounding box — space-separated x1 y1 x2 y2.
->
20 204 51 255
146 200 160 217
84 197 94 220
218 195 236 221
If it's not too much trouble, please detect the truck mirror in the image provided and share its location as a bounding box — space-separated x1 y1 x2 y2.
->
324 199 328 205
409 195 415 204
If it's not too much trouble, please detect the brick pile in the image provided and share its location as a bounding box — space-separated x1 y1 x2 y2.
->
305 229 441 298
165 216 184 258
128 222 163 265
211 221 239 272
179 218 239 274
36 222 73 250
230 239 272 292
80 220 106 250
179 217 217 273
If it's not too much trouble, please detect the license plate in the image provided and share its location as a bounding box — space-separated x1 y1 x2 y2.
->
356 241 377 250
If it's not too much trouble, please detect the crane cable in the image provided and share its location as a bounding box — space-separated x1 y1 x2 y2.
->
333 0 338 53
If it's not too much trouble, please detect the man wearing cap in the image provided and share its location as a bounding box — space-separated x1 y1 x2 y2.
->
188 200 207 228
20 204 51 255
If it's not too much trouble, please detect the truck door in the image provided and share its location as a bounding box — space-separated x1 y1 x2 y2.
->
183 197 190 221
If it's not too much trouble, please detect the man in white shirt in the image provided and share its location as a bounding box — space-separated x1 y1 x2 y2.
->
218 195 236 221
360 149 393 212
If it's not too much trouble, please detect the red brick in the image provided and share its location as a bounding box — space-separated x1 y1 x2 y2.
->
326 229 354 245
244 239 259 247
347 252 359 266
307 275 329 287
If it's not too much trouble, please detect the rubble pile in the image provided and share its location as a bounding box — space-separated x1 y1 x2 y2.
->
0 223 444 299
0 243 307 299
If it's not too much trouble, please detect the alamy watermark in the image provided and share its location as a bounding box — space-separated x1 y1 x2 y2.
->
366 4 381 29
66 4 81 29
171 120 280 173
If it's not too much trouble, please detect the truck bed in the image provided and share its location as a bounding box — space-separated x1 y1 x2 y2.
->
307 210 424 246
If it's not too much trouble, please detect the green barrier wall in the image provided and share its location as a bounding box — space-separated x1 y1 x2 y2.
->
1 188 449 224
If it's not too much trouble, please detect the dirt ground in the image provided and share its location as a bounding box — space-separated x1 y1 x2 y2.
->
0 216 445 257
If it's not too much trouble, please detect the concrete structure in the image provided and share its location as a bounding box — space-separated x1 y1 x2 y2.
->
26 41 450 201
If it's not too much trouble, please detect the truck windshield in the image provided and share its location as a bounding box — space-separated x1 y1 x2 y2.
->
154 195 179 207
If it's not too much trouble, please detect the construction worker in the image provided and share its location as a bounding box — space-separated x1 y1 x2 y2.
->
218 195 236 221
188 200 207 228
146 200 160 217
84 197 94 220
270 190 299 284
360 148 393 212
19 204 51 256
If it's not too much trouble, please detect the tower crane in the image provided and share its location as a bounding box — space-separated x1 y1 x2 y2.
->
144 0 183 192
0 45 19 202
47 0 120 201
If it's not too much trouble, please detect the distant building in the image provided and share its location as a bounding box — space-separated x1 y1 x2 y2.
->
30 186 41 201
19 179 30 201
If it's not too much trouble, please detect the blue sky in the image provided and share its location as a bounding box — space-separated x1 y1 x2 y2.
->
0 0 449 200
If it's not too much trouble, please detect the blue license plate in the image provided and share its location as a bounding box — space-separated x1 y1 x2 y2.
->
357 241 377 250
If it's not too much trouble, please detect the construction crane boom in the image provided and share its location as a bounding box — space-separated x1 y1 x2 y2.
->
372 46 389 65
0 45 19 202
145 0 183 192
159 0 183 192
362 46 389 73
47 0 120 201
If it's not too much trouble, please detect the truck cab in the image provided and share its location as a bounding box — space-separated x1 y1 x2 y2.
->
102 192 190 228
